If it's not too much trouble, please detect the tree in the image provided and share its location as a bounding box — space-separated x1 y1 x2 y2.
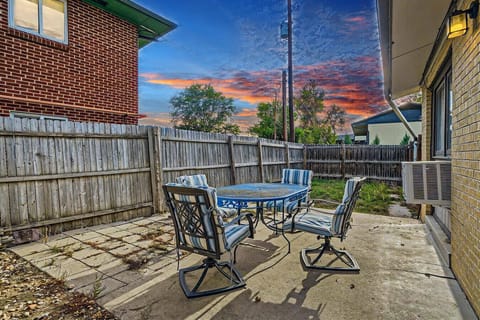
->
372 135 380 145
294 80 325 128
295 125 336 144
400 133 410 146
325 104 346 134
344 135 352 144
249 101 283 139
170 84 240 134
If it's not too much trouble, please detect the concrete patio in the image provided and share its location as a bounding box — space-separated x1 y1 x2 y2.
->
10 213 477 320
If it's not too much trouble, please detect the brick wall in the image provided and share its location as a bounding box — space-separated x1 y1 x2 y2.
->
0 0 139 124
450 8 480 313
421 0 480 314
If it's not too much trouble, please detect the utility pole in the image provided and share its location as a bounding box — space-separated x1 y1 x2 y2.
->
282 70 287 141
287 0 294 142
273 92 277 140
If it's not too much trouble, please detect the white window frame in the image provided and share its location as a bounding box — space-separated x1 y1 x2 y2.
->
10 111 68 121
8 0 68 44
432 63 452 159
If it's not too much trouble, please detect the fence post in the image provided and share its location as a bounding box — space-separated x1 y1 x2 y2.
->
416 134 422 161
285 142 290 168
341 143 346 179
258 139 264 182
147 127 159 214
228 135 236 185
303 145 307 169
152 127 164 212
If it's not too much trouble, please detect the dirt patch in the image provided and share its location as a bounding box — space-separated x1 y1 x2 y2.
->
0 250 116 320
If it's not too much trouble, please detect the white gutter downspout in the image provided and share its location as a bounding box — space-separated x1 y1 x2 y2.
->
386 93 418 141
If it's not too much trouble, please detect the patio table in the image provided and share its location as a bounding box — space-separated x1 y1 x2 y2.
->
216 183 308 252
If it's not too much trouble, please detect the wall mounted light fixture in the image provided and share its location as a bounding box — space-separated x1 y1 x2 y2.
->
447 0 479 38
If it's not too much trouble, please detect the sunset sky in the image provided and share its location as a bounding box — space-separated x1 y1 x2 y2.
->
136 0 387 133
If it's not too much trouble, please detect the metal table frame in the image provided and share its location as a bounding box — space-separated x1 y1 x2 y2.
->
217 183 308 252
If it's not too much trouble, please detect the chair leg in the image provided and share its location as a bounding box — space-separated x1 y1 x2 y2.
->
301 237 360 273
178 257 246 298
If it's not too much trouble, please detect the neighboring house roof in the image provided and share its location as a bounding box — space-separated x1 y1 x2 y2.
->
83 0 177 48
351 102 421 136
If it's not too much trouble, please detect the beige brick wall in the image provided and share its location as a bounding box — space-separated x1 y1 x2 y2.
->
451 25 480 314
422 0 480 314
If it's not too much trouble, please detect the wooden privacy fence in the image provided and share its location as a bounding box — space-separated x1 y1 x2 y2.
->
0 117 304 235
306 144 412 182
0 118 154 236
0 116 411 237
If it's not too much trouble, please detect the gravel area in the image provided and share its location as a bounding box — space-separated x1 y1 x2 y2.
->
0 250 116 320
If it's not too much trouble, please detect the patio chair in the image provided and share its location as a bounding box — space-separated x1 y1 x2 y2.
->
284 177 366 273
163 184 254 298
177 174 237 218
265 169 314 215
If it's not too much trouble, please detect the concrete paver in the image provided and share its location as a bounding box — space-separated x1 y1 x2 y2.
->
82 252 117 268
109 244 141 257
8 213 478 320
72 231 103 242
72 247 105 260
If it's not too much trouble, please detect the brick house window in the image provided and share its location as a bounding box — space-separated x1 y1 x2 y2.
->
10 111 68 121
432 64 452 158
8 0 68 43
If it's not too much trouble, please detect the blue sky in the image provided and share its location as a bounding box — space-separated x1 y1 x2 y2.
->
135 0 386 133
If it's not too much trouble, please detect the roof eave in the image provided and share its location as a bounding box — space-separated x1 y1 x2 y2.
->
83 0 177 49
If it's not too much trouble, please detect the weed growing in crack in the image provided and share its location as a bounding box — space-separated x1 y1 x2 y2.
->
91 274 105 300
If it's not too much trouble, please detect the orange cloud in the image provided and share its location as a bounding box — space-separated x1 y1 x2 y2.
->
236 108 258 117
344 16 366 23
140 55 386 133
142 74 273 105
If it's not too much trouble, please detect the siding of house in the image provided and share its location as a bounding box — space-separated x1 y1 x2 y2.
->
422 0 480 313
367 122 421 144
0 0 139 124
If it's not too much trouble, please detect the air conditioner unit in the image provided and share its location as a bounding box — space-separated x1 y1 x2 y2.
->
402 161 451 207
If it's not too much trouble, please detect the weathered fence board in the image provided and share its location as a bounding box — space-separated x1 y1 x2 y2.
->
306 144 411 182
0 116 410 237
0 117 155 235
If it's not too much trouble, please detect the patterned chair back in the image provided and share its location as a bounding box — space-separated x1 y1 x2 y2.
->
176 174 209 187
330 177 366 238
282 169 313 202
163 184 227 259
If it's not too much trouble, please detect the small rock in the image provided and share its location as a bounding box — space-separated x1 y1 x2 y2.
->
350 284 355 289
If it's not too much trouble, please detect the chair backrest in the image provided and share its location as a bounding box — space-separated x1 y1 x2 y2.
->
282 169 313 203
176 174 222 207
281 169 313 187
176 174 209 187
331 177 366 238
163 184 226 259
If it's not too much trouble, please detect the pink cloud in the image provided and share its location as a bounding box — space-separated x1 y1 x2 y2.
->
140 56 386 133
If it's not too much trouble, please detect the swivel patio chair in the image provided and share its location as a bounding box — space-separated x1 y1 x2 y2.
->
177 174 237 218
265 169 314 215
163 184 254 298
284 177 366 273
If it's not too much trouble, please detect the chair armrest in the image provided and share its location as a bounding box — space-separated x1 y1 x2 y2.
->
308 207 338 215
225 213 255 239
311 198 341 205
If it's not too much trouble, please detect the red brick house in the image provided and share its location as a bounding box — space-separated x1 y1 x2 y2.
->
0 0 176 124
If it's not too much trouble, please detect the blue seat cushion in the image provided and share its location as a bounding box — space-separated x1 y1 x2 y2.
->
218 207 238 218
283 211 333 237
224 223 251 250
265 199 300 214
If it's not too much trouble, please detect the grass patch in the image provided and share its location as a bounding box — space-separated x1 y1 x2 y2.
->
311 178 403 215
